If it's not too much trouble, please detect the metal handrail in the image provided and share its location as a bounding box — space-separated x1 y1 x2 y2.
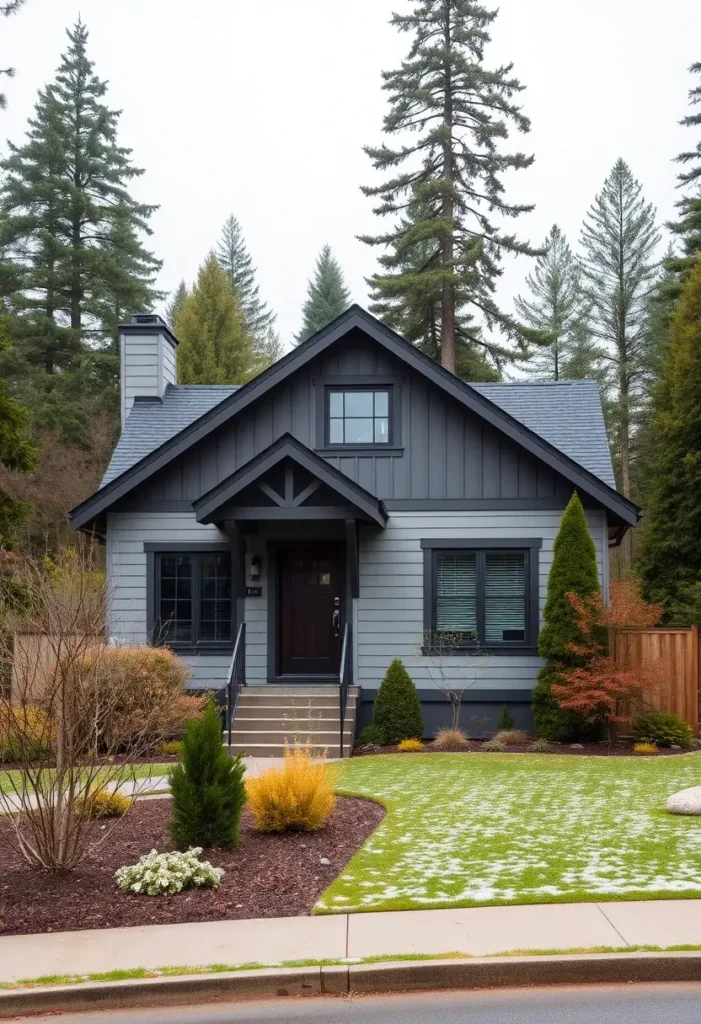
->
339 623 352 758
226 622 246 748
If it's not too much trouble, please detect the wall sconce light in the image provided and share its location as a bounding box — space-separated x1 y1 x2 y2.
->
250 555 262 582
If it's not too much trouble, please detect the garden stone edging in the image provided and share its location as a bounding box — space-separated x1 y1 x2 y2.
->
2 953 701 1017
666 786 701 815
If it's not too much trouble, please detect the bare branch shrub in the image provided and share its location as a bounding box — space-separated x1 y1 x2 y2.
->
0 548 200 872
422 630 485 732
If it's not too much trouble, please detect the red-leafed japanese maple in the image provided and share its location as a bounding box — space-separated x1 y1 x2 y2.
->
551 583 664 739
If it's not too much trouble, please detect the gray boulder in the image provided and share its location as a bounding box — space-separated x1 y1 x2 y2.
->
666 786 701 815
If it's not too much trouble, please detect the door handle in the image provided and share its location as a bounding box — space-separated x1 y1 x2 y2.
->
332 609 340 635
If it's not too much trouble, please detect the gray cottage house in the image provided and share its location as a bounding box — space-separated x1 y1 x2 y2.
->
69 306 641 754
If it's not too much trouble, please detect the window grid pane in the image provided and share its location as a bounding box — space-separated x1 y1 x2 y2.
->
328 389 390 445
159 555 193 643
158 552 232 645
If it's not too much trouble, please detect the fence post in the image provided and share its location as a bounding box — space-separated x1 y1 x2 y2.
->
692 624 700 737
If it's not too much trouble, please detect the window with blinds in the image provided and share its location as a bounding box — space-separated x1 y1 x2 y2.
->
435 552 477 641
432 549 528 647
484 552 526 643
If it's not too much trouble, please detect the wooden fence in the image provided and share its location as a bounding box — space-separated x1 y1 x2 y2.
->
611 626 700 734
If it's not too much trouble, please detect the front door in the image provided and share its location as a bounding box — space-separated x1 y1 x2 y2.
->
278 546 344 676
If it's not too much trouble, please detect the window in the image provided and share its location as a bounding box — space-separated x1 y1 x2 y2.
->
422 540 540 650
327 389 390 445
155 551 232 647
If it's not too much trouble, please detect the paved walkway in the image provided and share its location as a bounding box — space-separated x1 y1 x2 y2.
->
0 757 286 814
1 900 701 984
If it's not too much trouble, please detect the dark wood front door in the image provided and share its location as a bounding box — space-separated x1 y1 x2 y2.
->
278 547 344 676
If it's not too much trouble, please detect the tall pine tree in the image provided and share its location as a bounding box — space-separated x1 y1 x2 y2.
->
666 62 701 290
0 322 36 549
216 215 276 337
515 225 584 380
0 20 161 439
175 254 254 385
165 280 188 331
361 0 544 375
367 195 498 380
579 159 660 521
296 245 350 343
640 259 701 623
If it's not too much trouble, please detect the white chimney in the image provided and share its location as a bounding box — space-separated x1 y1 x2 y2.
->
119 314 178 427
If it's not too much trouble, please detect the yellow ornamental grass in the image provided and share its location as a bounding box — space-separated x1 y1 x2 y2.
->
245 746 337 832
633 742 658 756
77 789 133 820
397 738 424 752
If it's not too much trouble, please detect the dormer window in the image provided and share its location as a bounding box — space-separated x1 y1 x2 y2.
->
327 388 390 446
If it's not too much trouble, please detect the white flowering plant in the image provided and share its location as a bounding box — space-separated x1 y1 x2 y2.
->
115 848 223 896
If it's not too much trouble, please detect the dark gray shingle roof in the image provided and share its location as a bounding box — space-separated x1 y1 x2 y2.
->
472 379 615 488
102 378 615 491
102 385 239 485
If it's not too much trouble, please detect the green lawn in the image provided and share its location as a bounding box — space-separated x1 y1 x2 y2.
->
0 762 172 796
316 752 701 914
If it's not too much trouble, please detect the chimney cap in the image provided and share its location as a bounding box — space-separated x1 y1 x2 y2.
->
119 313 179 346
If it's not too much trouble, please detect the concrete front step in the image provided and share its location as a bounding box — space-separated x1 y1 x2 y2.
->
235 705 351 720
236 695 357 709
227 742 350 758
229 729 353 745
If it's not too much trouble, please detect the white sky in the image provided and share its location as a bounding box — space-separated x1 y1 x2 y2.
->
1 0 700 354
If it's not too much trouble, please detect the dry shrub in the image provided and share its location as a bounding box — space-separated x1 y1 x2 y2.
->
0 704 55 762
397 738 424 752
633 742 658 756
246 746 337 832
76 646 205 751
493 729 530 746
0 548 201 872
433 727 469 749
77 789 132 820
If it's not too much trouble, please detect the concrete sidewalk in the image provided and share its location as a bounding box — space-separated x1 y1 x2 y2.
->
0 757 284 814
2 900 701 984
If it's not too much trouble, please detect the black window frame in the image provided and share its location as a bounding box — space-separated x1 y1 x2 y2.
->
326 385 392 447
145 543 235 653
313 376 404 454
421 538 542 654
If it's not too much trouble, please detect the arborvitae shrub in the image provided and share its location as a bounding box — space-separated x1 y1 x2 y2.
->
373 658 424 745
169 699 246 850
534 492 602 741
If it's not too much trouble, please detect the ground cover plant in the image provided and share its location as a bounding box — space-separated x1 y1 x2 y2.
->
316 752 701 914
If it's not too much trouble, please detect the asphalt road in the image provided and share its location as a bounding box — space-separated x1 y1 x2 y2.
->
16 983 701 1023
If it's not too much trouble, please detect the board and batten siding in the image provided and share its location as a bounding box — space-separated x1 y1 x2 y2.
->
105 512 235 689
355 509 608 692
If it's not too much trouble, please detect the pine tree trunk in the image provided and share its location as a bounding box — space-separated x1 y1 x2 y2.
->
440 2 456 374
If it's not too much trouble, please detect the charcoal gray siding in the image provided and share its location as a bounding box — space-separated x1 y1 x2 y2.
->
126 332 575 507
355 508 608 692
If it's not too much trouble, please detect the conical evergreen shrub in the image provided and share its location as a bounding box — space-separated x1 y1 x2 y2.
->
169 699 246 850
373 658 423 745
533 491 602 741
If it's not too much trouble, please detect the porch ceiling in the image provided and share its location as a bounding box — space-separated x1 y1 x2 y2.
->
193 433 387 527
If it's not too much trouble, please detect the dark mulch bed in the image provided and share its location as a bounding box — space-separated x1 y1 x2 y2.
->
355 740 700 757
0 797 384 937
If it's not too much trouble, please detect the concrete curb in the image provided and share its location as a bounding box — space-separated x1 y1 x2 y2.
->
2 952 701 1018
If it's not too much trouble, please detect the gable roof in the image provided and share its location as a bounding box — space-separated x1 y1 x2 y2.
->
102 385 239 486
194 433 387 527
70 305 640 531
471 380 616 489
